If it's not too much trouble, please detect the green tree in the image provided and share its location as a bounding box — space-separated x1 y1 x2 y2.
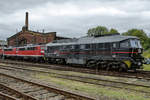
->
87 26 108 36
109 28 118 34
144 38 150 50
122 29 149 49
87 26 119 36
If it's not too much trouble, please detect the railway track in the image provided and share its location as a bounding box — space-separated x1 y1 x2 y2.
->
0 71 95 100
0 63 150 96
0 82 37 100
1 60 150 80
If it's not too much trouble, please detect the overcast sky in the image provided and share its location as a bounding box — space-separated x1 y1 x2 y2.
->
1 0 150 40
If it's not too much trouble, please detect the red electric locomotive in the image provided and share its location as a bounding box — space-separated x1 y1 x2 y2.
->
2 45 45 61
17 45 45 61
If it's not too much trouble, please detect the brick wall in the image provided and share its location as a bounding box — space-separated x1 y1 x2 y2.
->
7 31 56 47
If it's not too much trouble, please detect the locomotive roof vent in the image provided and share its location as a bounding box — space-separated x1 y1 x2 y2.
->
94 33 120 37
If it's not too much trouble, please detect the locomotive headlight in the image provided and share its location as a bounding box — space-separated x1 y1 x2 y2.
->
112 54 116 58
138 49 141 53
138 62 141 66
41 51 44 53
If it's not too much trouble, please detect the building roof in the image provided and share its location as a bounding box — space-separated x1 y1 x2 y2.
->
7 30 56 40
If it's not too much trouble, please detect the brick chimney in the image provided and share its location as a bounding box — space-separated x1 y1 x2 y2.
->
25 12 29 30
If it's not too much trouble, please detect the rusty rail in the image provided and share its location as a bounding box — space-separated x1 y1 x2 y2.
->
0 92 17 100
2 60 150 80
0 72 95 100
0 64 150 95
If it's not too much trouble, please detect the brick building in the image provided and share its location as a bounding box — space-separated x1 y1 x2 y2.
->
7 12 69 47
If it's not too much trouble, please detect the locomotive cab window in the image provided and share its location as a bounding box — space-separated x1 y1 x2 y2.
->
4 49 13 51
61 45 68 50
74 45 79 49
113 43 119 48
51 46 58 50
27 47 36 50
61 46 65 50
120 40 130 48
130 39 142 48
85 44 90 49
70 45 75 49
80 44 85 49
66 45 71 50
113 43 116 48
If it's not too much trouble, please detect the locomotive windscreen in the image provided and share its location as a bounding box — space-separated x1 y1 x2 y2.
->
120 39 142 48
130 39 142 48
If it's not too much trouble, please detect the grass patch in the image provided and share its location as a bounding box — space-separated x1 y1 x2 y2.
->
142 49 150 71
143 64 150 71
35 73 150 100
143 49 150 58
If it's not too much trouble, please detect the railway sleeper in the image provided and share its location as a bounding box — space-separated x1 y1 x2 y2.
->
49 95 65 100
0 83 37 100
22 87 44 93
35 92 58 99
29 90 50 97
35 93 57 99
0 92 18 100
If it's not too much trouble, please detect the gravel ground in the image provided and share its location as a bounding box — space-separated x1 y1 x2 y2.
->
0 63 150 100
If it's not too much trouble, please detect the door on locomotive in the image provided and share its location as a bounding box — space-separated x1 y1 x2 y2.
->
129 39 143 69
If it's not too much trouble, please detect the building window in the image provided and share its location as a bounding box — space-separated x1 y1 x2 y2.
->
19 48 26 51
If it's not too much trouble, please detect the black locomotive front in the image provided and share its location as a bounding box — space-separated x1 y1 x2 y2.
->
113 38 143 70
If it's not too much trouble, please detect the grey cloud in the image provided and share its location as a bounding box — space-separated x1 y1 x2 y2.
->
0 0 50 14
1 0 150 39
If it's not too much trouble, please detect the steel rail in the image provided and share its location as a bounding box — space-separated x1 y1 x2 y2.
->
0 72 95 100
1 60 150 80
0 64 150 95
0 92 17 100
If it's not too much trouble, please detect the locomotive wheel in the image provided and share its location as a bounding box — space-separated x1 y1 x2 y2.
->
106 63 112 71
102 63 107 70
86 62 91 68
98 61 107 70
57 59 65 64
106 66 111 71
86 61 96 68
119 63 128 72
118 67 123 72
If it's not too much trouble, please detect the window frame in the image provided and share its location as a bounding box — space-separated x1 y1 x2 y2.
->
120 40 130 48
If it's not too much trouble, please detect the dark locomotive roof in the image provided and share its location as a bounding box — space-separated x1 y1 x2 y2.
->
46 34 138 46
52 38 77 43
